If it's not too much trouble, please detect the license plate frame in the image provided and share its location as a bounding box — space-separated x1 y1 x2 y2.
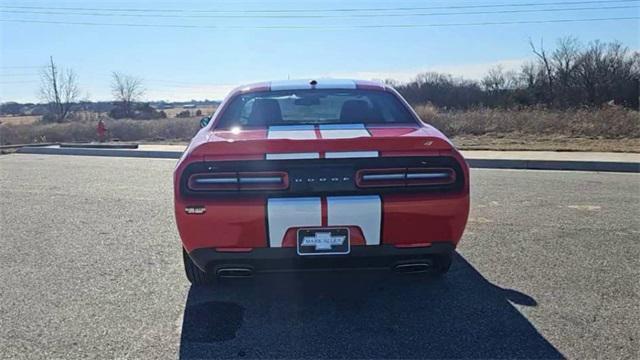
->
296 227 350 256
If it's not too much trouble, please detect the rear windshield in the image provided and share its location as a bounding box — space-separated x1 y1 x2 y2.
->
214 89 417 129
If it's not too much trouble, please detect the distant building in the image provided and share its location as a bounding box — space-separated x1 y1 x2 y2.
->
182 104 196 109
150 102 174 110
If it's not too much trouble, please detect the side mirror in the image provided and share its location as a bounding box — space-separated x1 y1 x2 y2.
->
199 116 211 128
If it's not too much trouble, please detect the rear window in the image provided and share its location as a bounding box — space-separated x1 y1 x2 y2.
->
215 89 417 129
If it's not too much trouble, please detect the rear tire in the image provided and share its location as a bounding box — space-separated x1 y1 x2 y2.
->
183 248 214 285
433 253 453 275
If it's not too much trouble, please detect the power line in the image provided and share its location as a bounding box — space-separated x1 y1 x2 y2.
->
0 80 39 84
0 65 42 69
0 0 637 13
0 5 636 19
0 73 39 76
0 16 637 29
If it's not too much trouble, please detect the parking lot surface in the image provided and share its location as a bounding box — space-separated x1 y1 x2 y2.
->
1 154 638 359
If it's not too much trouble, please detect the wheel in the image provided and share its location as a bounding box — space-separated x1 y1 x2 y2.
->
432 253 453 275
183 248 214 285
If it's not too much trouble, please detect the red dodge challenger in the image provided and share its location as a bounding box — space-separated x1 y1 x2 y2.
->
174 79 470 284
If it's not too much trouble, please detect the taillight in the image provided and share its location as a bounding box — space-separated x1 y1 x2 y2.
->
404 168 456 186
356 168 455 188
188 171 288 191
356 168 406 187
237 172 289 190
189 172 238 190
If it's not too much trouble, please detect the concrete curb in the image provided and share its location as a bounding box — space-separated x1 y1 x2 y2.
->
467 159 639 173
16 146 640 173
0 142 58 150
60 142 139 149
17 146 182 159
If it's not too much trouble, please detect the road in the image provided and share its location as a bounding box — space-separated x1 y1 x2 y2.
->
0 154 638 359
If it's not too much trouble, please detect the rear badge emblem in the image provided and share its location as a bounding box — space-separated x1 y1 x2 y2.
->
293 177 349 183
185 206 206 215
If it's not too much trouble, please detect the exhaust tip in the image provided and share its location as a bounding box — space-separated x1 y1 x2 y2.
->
394 261 433 274
216 267 253 278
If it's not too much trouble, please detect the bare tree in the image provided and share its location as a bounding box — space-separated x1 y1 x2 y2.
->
482 66 505 92
552 37 581 83
39 56 80 122
552 37 581 105
520 61 540 88
111 72 144 118
482 65 520 92
529 38 555 102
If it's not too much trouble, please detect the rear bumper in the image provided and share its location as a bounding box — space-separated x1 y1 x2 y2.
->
188 242 455 274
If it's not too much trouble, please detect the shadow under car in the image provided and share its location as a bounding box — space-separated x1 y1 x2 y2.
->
179 253 562 359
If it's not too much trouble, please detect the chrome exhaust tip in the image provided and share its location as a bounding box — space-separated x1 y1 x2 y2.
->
216 267 253 278
394 261 432 274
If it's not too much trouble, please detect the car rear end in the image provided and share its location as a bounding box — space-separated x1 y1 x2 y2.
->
174 80 470 283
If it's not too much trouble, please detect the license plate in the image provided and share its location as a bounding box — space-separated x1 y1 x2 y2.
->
297 228 350 256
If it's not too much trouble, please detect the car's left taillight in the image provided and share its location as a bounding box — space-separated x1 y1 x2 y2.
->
188 171 289 191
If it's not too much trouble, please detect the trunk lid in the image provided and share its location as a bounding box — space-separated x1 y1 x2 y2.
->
189 124 454 159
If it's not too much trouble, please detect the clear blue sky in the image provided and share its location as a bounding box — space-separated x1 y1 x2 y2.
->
1 0 638 102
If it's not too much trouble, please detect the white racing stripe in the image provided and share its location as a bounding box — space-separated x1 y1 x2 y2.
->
325 151 379 159
313 79 356 89
267 197 321 248
267 125 320 159
266 124 379 160
327 196 382 245
270 79 356 90
267 125 317 140
319 123 371 139
266 153 320 160
267 195 383 247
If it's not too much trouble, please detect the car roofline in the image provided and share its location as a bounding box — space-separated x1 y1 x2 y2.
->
229 79 388 95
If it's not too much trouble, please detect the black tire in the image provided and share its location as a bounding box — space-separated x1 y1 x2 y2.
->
183 248 213 285
433 253 453 275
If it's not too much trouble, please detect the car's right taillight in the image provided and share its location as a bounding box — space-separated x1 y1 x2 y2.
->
188 171 289 191
356 168 456 188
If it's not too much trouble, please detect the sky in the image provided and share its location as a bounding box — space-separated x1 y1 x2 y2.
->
0 0 638 102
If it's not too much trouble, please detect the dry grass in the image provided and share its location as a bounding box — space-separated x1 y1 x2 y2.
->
415 104 640 139
161 106 217 118
0 115 41 125
0 117 200 144
452 134 640 153
1 106 638 153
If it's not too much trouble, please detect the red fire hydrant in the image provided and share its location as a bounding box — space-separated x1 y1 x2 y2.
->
97 119 107 143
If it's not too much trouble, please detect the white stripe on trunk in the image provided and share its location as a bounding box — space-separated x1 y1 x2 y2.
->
325 151 379 159
319 123 371 139
267 197 321 248
266 153 320 160
267 125 316 140
327 196 382 245
270 79 356 90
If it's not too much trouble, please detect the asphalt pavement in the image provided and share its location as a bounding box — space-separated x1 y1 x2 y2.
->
0 154 638 359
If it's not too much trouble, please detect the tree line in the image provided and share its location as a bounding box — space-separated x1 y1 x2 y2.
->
4 36 638 123
391 37 639 110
